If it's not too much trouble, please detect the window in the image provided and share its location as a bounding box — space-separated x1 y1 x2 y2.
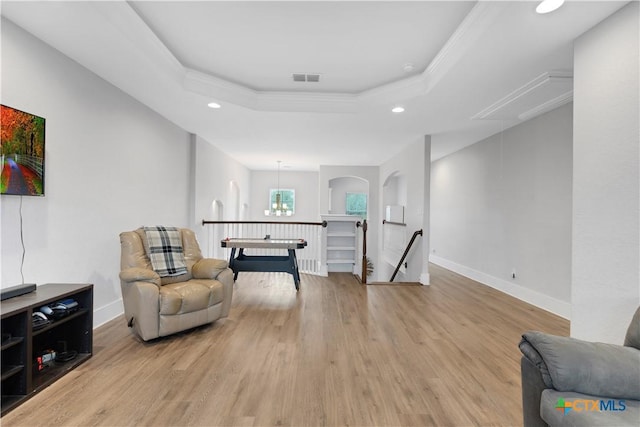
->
346 192 367 219
268 189 295 216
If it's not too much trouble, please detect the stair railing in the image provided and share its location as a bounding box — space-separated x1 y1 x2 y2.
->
202 220 326 275
359 220 368 284
389 229 423 282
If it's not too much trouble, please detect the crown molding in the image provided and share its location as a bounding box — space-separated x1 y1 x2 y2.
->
423 1 509 93
184 68 359 113
94 1 185 82
471 71 573 121
11 0 567 119
183 68 260 108
94 1 556 118
180 1 509 112
518 90 573 121
357 74 429 107
253 91 359 113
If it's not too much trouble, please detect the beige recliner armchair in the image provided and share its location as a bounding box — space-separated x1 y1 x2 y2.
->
119 227 233 341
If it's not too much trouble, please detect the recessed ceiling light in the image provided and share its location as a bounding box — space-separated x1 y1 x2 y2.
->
536 0 565 14
392 106 405 113
207 102 221 109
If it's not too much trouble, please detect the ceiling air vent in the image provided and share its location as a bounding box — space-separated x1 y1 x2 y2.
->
292 73 321 83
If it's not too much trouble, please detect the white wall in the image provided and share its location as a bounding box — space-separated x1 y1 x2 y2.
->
249 170 319 221
193 134 251 253
329 176 368 215
382 174 407 209
379 138 428 283
0 19 192 326
572 2 640 343
430 103 573 318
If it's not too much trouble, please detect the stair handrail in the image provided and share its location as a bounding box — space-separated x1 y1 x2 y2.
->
203 220 327 227
389 229 423 282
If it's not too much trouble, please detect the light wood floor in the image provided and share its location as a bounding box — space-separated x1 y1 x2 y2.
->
2 264 568 427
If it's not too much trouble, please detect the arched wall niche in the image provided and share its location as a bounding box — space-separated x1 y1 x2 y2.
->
211 199 224 221
382 171 407 222
240 203 249 221
229 180 240 220
328 175 369 217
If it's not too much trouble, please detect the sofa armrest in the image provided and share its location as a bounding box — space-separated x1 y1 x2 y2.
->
216 268 234 317
520 356 550 427
119 280 160 341
521 331 640 400
192 258 229 280
119 268 161 287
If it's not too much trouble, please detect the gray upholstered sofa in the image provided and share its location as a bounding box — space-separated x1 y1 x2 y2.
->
519 307 640 426
119 227 234 341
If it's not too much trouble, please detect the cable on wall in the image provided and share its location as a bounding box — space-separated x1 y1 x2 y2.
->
19 195 26 284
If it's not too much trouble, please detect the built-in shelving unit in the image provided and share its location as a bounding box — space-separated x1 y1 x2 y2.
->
1 283 93 415
322 214 361 273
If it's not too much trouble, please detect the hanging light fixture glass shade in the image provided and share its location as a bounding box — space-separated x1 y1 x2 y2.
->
265 161 292 216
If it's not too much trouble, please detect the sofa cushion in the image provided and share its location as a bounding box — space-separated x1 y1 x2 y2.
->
541 389 640 427
522 331 640 400
159 280 224 315
143 226 188 277
190 279 225 307
624 307 640 350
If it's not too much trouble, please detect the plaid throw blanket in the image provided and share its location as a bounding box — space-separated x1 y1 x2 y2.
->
143 226 188 277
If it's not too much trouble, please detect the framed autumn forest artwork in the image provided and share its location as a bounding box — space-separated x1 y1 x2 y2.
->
1 105 46 196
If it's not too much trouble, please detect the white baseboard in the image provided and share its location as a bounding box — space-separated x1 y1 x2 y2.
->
93 298 123 329
429 255 570 320
319 265 328 277
419 272 431 285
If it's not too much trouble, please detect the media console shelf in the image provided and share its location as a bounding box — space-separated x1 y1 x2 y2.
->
1 283 93 415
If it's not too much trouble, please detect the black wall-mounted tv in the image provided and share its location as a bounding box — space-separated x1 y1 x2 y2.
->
1 105 46 196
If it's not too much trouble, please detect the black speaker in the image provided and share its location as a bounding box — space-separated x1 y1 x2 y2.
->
1 283 36 301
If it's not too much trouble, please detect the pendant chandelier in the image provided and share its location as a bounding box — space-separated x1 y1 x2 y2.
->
265 160 292 216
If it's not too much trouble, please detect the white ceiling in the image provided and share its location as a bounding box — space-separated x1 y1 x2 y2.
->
130 1 476 93
1 1 629 171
